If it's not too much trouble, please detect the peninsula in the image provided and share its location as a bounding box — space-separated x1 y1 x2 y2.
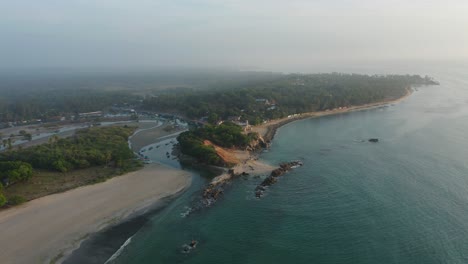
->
0 72 438 263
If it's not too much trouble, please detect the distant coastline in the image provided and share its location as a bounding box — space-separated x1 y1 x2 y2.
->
0 85 417 263
253 87 413 142
203 88 415 191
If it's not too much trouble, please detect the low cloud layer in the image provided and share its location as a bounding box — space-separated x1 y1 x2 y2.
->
2 0 468 72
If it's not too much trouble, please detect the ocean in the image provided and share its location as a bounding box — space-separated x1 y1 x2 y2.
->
68 66 468 264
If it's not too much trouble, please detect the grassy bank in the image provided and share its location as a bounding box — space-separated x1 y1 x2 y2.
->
2 163 142 203
0 126 143 208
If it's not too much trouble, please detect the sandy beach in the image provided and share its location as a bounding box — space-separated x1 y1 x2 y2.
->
129 122 186 152
252 88 413 140
0 163 191 264
0 89 414 263
0 121 192 264
209 89 414 186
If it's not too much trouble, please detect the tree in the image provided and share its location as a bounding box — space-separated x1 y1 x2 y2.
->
0 161 33 185
0 126 137 172
208 113 219 124
0 192 6 207
7 138 12 150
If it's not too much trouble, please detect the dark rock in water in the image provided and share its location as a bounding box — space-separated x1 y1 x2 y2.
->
255 160 303 198
255 190 263 198
241 171 249 176
200 182 227 207
189 240 198 248
182 240 198 254
256 185 266 191
260 175 278 187
203 186 224 200
368 138 379 143
271 168 285 177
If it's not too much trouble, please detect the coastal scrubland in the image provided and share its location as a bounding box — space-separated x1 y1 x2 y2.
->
0 126 142 207
177 122 258 166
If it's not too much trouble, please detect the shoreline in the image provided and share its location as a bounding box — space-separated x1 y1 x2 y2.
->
0 122 192 264
0 89 414 263
206 89 414 188
0 163 191 264
253 88 413 141
62 186 188 264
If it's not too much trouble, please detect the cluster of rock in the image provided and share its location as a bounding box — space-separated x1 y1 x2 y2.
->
202 182 226 207
200 169 236 207
255 161 303 198
246 135 268 151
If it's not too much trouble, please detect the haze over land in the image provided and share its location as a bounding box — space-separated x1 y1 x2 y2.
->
1 0 468 73
3 1 468 264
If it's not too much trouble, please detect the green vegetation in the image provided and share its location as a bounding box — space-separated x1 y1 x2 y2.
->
3 167 123 202
0 88 141 122
178 122 257 166
0 70 279 123
7 195 26 205
0 161 33 186
177 133 221 166
143 73 438 125
0 184 6 207
0 126 142 207
1 126 136 173
190 122 256 148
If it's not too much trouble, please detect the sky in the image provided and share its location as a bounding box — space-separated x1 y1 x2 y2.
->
1 0 468 72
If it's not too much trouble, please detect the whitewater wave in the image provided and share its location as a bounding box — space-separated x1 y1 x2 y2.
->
104 236 133 264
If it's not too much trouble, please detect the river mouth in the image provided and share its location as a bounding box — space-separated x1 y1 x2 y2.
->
66 70 468 264
107 71 468 264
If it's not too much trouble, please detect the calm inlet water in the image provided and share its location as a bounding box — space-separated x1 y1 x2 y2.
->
109 69 468 264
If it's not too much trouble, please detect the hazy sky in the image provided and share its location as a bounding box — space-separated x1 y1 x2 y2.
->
1 0 468 72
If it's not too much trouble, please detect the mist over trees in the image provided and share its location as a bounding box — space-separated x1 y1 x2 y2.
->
0 71 280 123
143 73 437 125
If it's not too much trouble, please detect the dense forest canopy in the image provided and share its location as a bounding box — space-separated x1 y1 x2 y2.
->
0 71 281 122
143 73 437 125
0 72 437 124
0 89 141 122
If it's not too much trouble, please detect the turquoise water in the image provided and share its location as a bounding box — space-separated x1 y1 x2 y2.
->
110 69 468 264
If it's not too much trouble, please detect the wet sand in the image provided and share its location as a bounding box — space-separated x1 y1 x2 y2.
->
0 121 192 264
129 123 187 152
0 163 191 264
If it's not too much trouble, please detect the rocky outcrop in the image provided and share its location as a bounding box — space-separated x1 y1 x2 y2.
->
202 184 225 206
255 161 303 198
200 170 236 207
183 160 302 217
246 135 268 151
